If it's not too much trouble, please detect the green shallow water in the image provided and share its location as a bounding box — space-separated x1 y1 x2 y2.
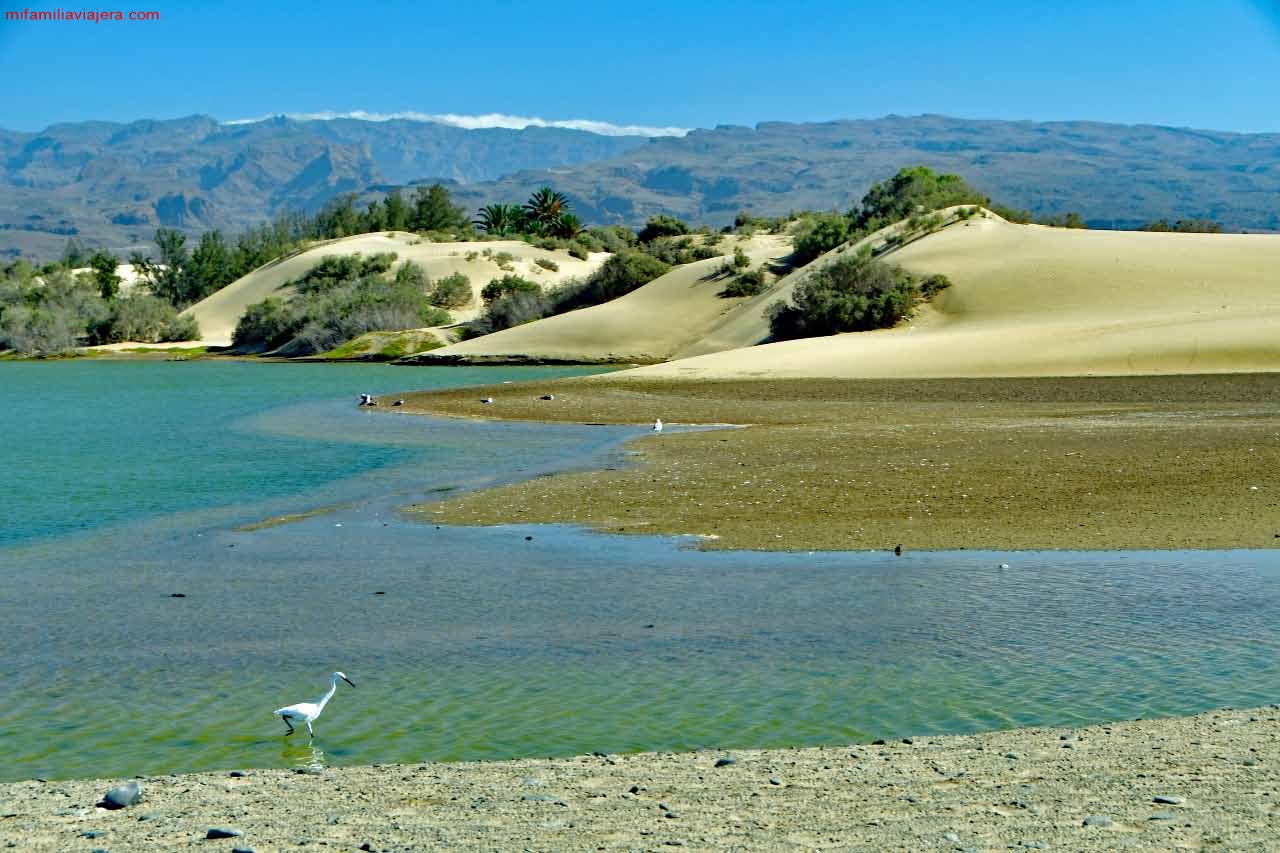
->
2 361 1279 782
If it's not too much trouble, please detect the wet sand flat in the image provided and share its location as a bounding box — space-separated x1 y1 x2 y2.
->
400 374 1280 551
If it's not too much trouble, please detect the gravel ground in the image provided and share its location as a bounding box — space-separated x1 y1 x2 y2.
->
3 707 1277 851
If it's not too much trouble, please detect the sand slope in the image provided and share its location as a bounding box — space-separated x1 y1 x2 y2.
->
623 216 1280 379
181 232 607 347
411 235 793 363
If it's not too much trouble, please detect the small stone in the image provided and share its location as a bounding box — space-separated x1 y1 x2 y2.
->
1020 843 1048 850
78 830 104 838
1082 815 1113 827
591 751 608 757
714 756 737 768
1005 752 1021 760
872 739 886 746
943 831 960 843
206 827 244 839
1149 811 1178 821
232 848 256 853
522 777 544 787
1153 795 1185 805
169 592 186 598
229 771 246 778
769 777 782 786
137 813 160 822
100 781 142 809
360 845 374 852
664 811 679 819
658 802 670 811
629 785 640 794
901 737 914 745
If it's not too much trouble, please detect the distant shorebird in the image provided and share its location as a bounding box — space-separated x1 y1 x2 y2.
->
275 672 355 738
653 418 664 432
481 397 494 404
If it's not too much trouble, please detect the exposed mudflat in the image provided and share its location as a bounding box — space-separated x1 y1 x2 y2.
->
400 374 1280 551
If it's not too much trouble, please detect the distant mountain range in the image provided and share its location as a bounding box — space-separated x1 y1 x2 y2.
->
4 113 1278 261
0 114 646 260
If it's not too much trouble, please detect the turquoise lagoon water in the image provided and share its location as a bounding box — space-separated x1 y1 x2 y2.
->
1 361 1278 782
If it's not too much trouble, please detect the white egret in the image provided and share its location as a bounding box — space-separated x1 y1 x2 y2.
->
653 418 663 432
275 672 355 737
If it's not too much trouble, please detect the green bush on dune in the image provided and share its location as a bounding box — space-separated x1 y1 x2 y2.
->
481 274 540 303
232 256 450 355
768 250 926 340
429 272 473 309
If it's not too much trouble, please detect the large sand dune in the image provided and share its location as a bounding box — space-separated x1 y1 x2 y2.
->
410 235 793 363
182 232 606 347
623 216 1280 379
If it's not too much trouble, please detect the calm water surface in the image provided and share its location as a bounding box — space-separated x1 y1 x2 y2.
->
1 361 1278 781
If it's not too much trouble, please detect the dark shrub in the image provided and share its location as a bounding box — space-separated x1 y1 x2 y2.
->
638 215 690 242
430 272 472 308
792 213 850 265
481 274 540 303
233 297 298 350
720 268 768 297
769 252 918 340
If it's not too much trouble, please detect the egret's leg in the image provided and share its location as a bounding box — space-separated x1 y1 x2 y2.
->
306 720 314 738
283 717 295 735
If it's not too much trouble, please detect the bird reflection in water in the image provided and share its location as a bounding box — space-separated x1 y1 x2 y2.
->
282 741 326 773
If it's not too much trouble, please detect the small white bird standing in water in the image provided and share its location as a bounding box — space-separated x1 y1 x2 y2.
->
275 672 355 737
653 418 663 432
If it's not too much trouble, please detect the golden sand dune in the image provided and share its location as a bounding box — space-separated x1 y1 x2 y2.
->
181 232 607 347
414 234 793 363
625 216 1280 379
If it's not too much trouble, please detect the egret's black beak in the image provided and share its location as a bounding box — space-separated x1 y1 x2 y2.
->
342 676 356 688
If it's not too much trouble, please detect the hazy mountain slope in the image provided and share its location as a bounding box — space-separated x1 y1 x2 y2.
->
450 115 1280 232
0 115 645 260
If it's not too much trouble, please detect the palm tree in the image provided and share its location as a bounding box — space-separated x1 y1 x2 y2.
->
473 203 525 236
523 187 572 234
552 213 585 239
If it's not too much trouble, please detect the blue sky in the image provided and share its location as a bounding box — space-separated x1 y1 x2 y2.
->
1 0 1278 133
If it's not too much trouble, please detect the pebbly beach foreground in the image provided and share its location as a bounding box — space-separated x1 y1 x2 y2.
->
2 706 1276 851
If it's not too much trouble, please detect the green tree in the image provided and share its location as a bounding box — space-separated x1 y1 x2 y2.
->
148 228 191 307
552 213 585 239
430 272 473 308
474 203 526 236
233 297 299 351
61 238 89 269
792 213 850 265
523 187 572 235
187 230 233 303
769 251 919 340
481 274 540 303
637 215 690 242
412 184 467 232
851 166 988 233
89 250 122 299
383 189 411 231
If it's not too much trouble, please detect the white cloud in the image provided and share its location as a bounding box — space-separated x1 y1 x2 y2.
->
221 110 689 137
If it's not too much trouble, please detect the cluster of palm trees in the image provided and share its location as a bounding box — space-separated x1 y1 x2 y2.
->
474 187 584 239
